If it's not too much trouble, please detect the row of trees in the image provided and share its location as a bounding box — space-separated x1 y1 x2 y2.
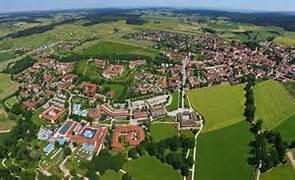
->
244 76 288 172
4 56 35 74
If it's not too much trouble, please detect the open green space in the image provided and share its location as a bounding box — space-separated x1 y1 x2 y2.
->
0 104 16 131
260 162 295 180
283 81 295 99
166 91 179 111
101 170 122 180
150 123 177 142
32 108 49 127
187 83 245 132
123 155 182 180
101 83 126 101
0 73 19 100
81 40 158 58
196 121 253 180
0 51 15 62
254 80 295 129
5 96 18 109
275 114 295 143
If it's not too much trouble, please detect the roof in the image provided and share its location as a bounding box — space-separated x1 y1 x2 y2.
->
112 125 145 149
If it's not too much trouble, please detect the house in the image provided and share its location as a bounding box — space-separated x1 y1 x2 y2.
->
150 106 167 117
112 125 145 149
129 60 146 69
99 105 130 119
103 64 125 78
177 111 201 130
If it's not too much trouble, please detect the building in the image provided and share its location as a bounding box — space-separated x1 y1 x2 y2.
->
112 125 145 149
79 82 97 95
40 106 66 123
103 64 125 78
99 105 130 119
150 106 167 117
129 60 146 69
176 111 201 130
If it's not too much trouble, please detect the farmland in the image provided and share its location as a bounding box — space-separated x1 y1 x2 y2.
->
123 155 182 180
254 80 295 129
196 121 253 180
275 115 295 143
187 83 245 132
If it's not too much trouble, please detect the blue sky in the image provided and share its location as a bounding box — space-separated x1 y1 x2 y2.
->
0 0 294 13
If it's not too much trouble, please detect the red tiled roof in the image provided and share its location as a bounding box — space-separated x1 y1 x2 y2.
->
112 125 145 149
41 106 66 123
79 82 97 95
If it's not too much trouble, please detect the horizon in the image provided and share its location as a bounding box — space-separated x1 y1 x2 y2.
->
0 0 295 14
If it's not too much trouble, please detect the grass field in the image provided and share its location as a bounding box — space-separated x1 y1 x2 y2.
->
81 40 158 58
283 81 295 99
101 170 122 180
102 83 126 101
275 114 295 143
150 124 177 142
254 80 295 129
196 121 253 180
0 51 15 62
187 83 245 132
32 108 49 127
166 91 179 111
260 162 295 180
123 155 182 180
0 73 19 100
0 104 16 131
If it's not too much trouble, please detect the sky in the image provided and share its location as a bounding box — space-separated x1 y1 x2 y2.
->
0 0 295 13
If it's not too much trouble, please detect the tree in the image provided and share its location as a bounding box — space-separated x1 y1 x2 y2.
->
64 147 72 157
128 148 138 159
122 173 132 180
11 103 23 115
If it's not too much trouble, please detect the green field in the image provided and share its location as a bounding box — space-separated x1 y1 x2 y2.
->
123 155 182 180
166 91 179 111
187 83 245 132
32 108 49 127
196 121 253 180
0 104 16 131
283 81 295 99
0 51 15 62
5 96 18 109
0 73 19 100
102 83 126 101
254 80 295 129
275 115 295 143
101 170 122 180
81 40 158 58
260 163 295 180
150 123 177 142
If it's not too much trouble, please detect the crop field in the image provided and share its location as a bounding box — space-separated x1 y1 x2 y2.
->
196 121 253 180
166 91 179 111
81 40 158 58
273 32 295 46
150 124 177 142
275 115 295 143
260 162 295 180
0 73 19 100
187 83 245 133
123 155 182 180
254 80 295 129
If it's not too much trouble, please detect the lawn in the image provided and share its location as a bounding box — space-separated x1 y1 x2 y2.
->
101 170 122 180
32 108 49 127
0 51 15 62
0 73 19 100
81 40 158 58
254 80 295 129
187 83 245 132
260 163 295 180
150 123 177 142
0 104 16 131
123 155 182 180
166 91 179 111
275 114 295 143
196 121 253 180
101 83 126 102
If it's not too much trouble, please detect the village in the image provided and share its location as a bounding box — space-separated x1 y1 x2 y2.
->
4 28 294 179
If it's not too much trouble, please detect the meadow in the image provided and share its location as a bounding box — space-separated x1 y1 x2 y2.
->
274 114 295 143
0 73 19 100
187 83 245 132
254 80 295 129
101 170 122 180
81 40 158 58
260 162 295 180
196 121 253 180
150 123 177 142
123 155 182 180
